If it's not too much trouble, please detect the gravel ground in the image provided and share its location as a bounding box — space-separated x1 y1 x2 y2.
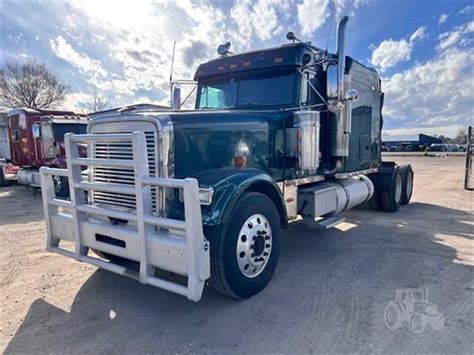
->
1 156 473 354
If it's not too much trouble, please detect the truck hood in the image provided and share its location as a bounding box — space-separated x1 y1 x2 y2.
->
162 109 290 180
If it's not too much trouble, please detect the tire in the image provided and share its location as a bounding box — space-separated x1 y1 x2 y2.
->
0 168 10 187
384 302 402 330
409 313 426 333
53 175 70 198
400 164 414 205
206 192 282 299
380 166 403 212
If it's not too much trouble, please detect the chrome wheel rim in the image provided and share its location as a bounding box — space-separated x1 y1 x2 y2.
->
236 214 272 278
395 173 402 203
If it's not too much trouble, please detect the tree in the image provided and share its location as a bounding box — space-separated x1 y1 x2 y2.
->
0 61 68 109
455 128 468 144
81 88 112 113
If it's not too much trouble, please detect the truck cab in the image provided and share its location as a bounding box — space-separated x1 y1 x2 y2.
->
39 16 414 302
6 108 88 194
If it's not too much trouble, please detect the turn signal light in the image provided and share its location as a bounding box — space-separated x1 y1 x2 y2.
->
234 155 247 168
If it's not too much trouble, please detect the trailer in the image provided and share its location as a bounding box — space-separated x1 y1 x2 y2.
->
40 16 414 301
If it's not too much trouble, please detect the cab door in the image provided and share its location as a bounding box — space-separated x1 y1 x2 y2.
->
40 122 55 162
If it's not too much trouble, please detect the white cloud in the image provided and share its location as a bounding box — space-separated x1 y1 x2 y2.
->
63 92 93 113
371 26 426 71
409 26 426 42
437 21 474 51
458 5 473 15
231 0 284 43
295 0 369 39
297 0 330 36
438 13 449 25
55 0 230 107
371 39 412 72
382 23 474 134
49 36 107 86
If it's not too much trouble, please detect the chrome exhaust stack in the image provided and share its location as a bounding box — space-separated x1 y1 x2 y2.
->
337 16 348 103
329 15 352 159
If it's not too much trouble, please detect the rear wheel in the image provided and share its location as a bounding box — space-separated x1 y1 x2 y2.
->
384 302 402 330
207 192 282 299
380 166 403 212
400 164 414 205
368 166 403 212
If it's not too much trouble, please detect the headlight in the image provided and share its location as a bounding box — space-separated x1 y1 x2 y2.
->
179 187 214 205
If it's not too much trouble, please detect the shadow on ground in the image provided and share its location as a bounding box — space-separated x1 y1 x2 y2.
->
5 202 473 354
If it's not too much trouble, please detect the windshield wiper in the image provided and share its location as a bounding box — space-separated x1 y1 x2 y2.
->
237 102 260 107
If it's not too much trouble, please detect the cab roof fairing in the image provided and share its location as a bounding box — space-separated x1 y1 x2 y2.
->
193 43 326 81
39 115 89 124
7 107 76 117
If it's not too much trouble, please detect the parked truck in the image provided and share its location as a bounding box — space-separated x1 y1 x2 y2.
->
4 108 88 195
40 16 414 301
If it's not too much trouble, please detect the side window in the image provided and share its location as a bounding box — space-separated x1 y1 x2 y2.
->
300 71 316 106
200 86 225 109
11 130 20 141
42 123 54 139
32 123 41 138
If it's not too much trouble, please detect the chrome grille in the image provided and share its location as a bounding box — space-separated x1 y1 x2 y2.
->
91 131 158 210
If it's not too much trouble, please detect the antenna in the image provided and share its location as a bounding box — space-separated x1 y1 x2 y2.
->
169 41 176 106
170 41 176 85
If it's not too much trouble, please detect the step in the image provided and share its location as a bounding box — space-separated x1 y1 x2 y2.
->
303 214 346 230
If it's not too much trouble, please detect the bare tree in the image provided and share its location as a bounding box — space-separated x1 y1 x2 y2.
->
81 88 112 113
0 61 68 109
455 128 468 144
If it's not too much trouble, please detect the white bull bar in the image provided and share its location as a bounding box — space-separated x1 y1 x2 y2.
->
40 131 210 302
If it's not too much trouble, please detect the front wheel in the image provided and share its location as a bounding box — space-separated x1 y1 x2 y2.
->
207 192 282 299
53 175 70 198
409 313 426 333
0 168 10 187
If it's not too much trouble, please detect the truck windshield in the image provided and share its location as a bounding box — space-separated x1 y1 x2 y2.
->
197 71 296 109
52 123 87 138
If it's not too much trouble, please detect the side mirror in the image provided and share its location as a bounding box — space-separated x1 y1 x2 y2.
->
345 89 359 103
32 123 41 138
326 64 338 99
326 64 343 113
171 87 181 110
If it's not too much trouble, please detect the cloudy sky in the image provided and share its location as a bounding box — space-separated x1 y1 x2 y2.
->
1 0 473 136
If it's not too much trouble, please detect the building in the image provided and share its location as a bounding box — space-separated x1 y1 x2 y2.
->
382 134 442 151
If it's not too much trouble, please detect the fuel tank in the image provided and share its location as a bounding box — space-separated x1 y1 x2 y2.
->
298 175 374 218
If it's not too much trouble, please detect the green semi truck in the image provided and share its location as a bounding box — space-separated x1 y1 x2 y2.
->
40 16 413 301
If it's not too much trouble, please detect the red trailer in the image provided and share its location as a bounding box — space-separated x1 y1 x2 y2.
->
3 108 88 196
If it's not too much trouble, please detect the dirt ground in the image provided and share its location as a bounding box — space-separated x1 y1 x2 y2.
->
1 156 473 354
